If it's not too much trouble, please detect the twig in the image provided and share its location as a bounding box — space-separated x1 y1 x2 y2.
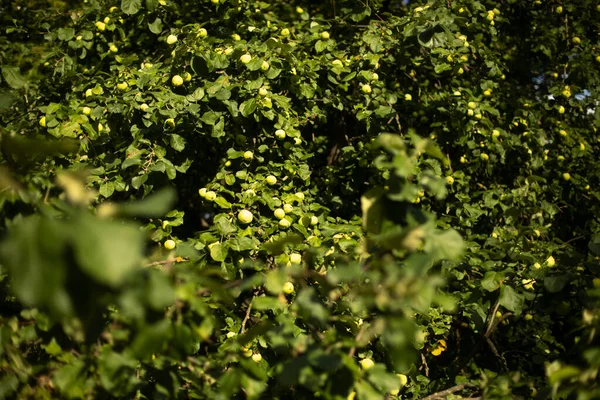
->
145 257 187 267
421 383 476 400
420 353 430 377
240 296 255 333
486 337 508 371
348 325 366 358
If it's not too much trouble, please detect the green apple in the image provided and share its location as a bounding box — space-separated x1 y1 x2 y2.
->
259 87 268 96
546 255 556 267
279 218 291 228
251 352 262 362
109 43 118 53
238 210 253 224
467 101 477 109
283 281 295 294
559 129 567 136
524 314 533 321
140 103 149 112
310 216 319 225
360 358 374 370
480 153 489 161
243 151 254 160
261 61 270 71
555 5 563 13
289 253 302 265
172 75 184 86
483 89 491 96
205 191 217 201
197 28 208 38
371 72 379 81
558 105 565 114
166 34 178 45
232 33 241 41
183 72 192 82
165 118 175 128
492 129 500 138
283 204 293 213
275 129 286 139
164 239 176 250
572 36 581 44
263 97 272 108
453 90 461 96
240 54 252 64
274 208 286 219
562 172 571 181
82 106 91 115
281 28 290 36
39 116 46 127
266 175 277 185
295 192 305 201
95 21 106 31
332 59 343 67
241 347 252 357
321 31 330 40
405 93 412 101
117 82 128 90
85 88 93 97
446 176 454 185
361 84 372 94
162 220 169 229
296 6 304 13
533 262 541 269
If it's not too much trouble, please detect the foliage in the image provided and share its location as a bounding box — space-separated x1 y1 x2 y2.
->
1 0 599 399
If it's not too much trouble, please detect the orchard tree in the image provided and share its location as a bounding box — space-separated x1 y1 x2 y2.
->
0 0 599 399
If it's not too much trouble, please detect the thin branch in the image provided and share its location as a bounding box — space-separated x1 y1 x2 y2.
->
420 353 430 377
240 296 255 333
421 383 476 400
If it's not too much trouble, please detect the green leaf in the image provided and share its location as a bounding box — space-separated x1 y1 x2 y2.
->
72 214 145 287
481 271 504 292
498 285 524 315
2 66 27 89
121 0 142 14
170 134 186 151
148 17 163 34
240 99 257 117
118 187 177 217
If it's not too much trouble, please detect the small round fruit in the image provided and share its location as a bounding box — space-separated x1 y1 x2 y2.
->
140 103 149 112
226 331 236 338
85 88 93 97
251 353 262 363
39 116 47 127
241 347 253 357
261 61 270 71
483 89 492 96
162 220 170 229
558 106 565 114
360 358 375 370
197 28 208 38
467 101 477 109
397 374 408 386
266 175 277 185
232 33 241 41
263 97 272 108
361 84 372 94
283 281 295 294
296 192 305 201
371 72 379 81
205 191 217 201
95 21 106 31
165 118 175 128
243 151 254 160
172 75 184 86
240 54 252 64
296 6 304 13
259 87 268 96
321 31 330 40
281 28 290 36
166 34 178 45
332 59 343 67
238 210 253 224
164 239 176 250
109 43 118 53
562 172 571 181
289 253 302 264
283 204 293 213
533 262 542 269
480 153 489 161
117 82 128 91
274 208 286 219
492 129 500 138
82 107 91 115
546 256 556 267
524 314 534 321
555 6 563 13
275 129 286 139
279 218 291 228
405 93 412 101
310 216 319 226
572 36 581 44
183 72 192 82
446 176 454 185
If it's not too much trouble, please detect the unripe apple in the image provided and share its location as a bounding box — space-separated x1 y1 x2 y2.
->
555 6 563 13
117 82 128 91
232 33 241 41
243 151 254 160
241 347 253 357
562 172 571 181
238 209 253 224
164 239 176 250
183 72 192 82
85 88 93 97
259 87 268 96
371 72 379 81
480 153 489 161
275 129 286 139
321 31 330 40
483 89 491 96
274 208 286 219
332 59 343 67
96 21 106 31
279 218 291 228
98 123 104 132
39 116 46 127
467 101 477 109
283 204 293 213
260 61 270 71
263 97 272 108
572 36 581 44
492 129 500 138
240 54 252 64
165 118 175 128
559 129 567 136
226 331 236 338
197 28 208 38
251 352 262 362
446 176 454 185
310 216 319 225
166 34 178 45
361 84 372 94
296 192 305 201
266 175 277 185
524 314 533 321
82 107 91 115
289 253 302 264
172 75 184 86
109 43 118 53
533 262 542 269
405 94 412 101
360 358 375 370
558 105 565 114
283 282 295 294
109 6 118 12
205 191 217 201
546 256 556 267
467 109 474 116
281 28 290 36
140 103 149 112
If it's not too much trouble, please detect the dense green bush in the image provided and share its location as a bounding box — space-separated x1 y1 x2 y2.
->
1 0 599 398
